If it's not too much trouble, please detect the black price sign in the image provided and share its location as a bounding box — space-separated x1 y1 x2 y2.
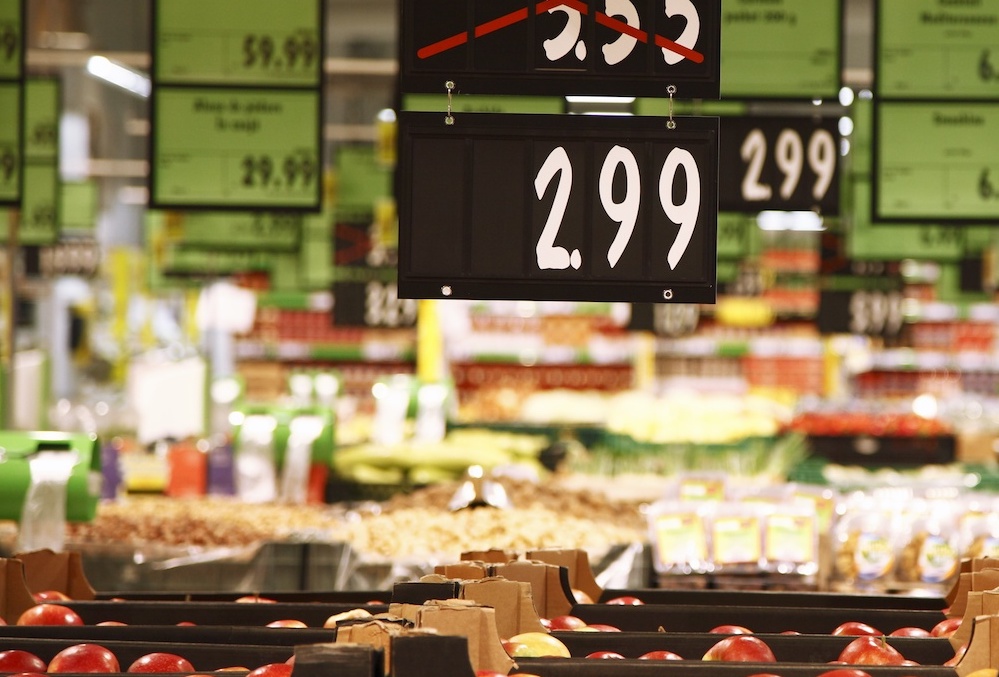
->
397 112 718 303
719 116 840 214
818 289 905 338
334 279 418 330
400 0 721 98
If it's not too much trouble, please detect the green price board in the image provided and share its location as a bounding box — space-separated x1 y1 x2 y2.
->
0 0 22 81
154 0 321 87
23 78 58 162
151 87 321 210
874 101 999 222
877 0 999 100
163 210 302 251
721 0 842 99
18 161 58 245
0 81 20 204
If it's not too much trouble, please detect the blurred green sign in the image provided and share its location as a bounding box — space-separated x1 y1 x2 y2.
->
151 87 321 210
154 0 321 87
0 0 22 81
877 0 999 100
23 78 58 162
0 81 20 204
721 0 841 99
874 101 999 222
19 161 58 245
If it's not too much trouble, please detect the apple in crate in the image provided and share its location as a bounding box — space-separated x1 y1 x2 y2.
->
245 663 293 677
604 595 644 605
832 621 881 636
816 671 875 677
710 624 753 634
586 651 625 659
547 615 587 630
504 632 571 658
837 636 906 666
0 649 47 673
703 635 777 662
32 590 72 603
889 626 931 637
127 652 195 673
48 644 120 673
17 604 84 626
639 650 683 660
931 617 962 638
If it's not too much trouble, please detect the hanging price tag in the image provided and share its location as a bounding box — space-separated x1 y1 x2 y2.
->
397 111 719 303
400 0 721 98
0 0 22 81
0 82 19 205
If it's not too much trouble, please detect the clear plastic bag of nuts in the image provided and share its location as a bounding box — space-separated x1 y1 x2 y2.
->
831 493 900 593
893 499 960 595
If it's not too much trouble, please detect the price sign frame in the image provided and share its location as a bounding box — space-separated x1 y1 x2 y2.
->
718 114 841 215
399 0 721 99
872 100 999 223
148 86 323 212
397 111 719 304
14 77 61 246
875 0 999 101
720 0 843 101
0 0 23 82
151 0 323 88
0 80 20 206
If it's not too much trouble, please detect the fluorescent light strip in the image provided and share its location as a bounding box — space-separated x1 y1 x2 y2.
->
86 56 151 98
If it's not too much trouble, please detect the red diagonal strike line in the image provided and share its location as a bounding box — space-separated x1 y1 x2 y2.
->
417 1 703 65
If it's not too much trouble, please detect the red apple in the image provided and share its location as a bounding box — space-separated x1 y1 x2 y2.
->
16 604 84 626
703 635 777 662
745 674 784 677
235 595 277 603
945 643 967 667
605 595 644 605
780 630 802 635
48 644 120 673
245 663 293 677
638 650 683 660
583 624 621 632
832 621 881 636
837 636 906 666
266 619 308 628
176 621 197 626
571 588 594 604
31 590 71 603
548 614 588 630
0 649 47 673
7 673 46 677
710 624 753 634
888 626 931 638
816 671 874 677
585 651 624 659
930 616 962 638
501 639 528 656
96 621 127 626
127 652 195 673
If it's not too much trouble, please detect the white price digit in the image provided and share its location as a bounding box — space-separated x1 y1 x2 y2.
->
535 146 581 271
808 128 836 200
365 281 387 327
364 281 418 328
599 145 641 268
602 0 641 66
775 129 804 200
740 129 772 201
543 4 585 62
662 0 700 65
660 147 700 270
535 144 701 274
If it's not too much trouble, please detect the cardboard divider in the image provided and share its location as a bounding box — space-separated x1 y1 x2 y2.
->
954 614 999 677
62 600 389 627
951 592 984 651
0 558 38 623
0 623 336 646
571 602 947 634
16 549 97 600
550 630 957 665
525 549 603 604
508 658 957 676
492 560 575 620
598 586 949 610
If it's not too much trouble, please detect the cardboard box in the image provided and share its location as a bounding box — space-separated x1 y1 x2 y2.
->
15 549 96 600
460 549 517 564
413 599 514 675
460 577 547 638
492 560 574 620
526 548 602 605
956 614 999 677
0 558 36 624
335 619 414 675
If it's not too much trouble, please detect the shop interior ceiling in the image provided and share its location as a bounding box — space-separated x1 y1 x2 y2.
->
21 0 873 248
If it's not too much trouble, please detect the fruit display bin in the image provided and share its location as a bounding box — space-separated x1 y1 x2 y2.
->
597 586 948 610
509 659 956 677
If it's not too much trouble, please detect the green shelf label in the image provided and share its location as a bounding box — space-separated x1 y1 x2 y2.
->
0 0 22 81
0 81 20 204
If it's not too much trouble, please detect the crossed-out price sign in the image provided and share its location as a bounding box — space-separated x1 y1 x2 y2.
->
400 0 721 98
397 112 718 304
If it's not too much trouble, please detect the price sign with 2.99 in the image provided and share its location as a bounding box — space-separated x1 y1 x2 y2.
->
719 116 841 215
151 87 321 211
401 0 721 98
397 112 718 303
153 0 321 87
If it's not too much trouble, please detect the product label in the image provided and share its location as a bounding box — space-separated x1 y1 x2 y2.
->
765 513 817 564
917 534 958 583
713 515 762 565
854 531 895 580
653 513 708 566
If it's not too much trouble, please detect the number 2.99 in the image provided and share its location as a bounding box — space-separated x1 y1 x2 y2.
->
535 144 701 273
